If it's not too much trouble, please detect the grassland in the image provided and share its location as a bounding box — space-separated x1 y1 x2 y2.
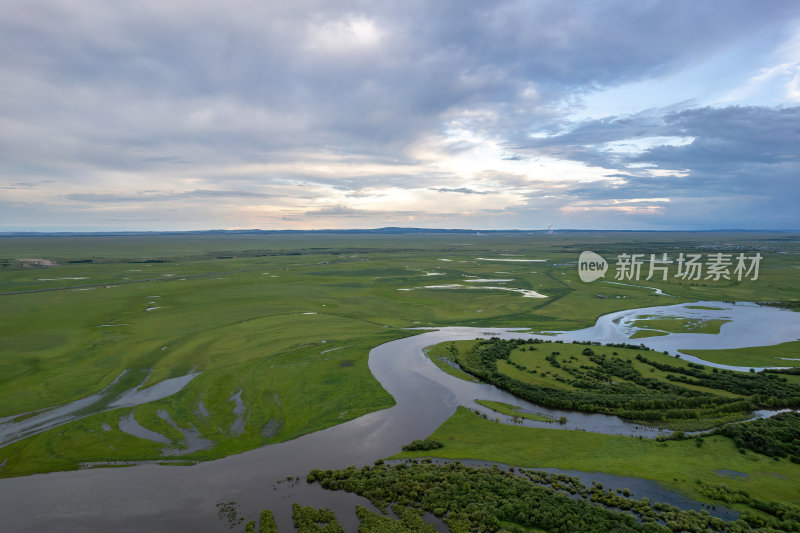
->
682 341 800 368
1 231 798 478
443 337 764 430
629 316 731 336
424 341 481 382
394 407 800 513
630 329 670 339
474 399 556 422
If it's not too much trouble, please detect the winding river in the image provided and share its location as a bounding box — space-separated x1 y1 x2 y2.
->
0 301 798 532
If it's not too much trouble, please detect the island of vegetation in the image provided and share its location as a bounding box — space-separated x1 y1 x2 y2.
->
435 338 800 430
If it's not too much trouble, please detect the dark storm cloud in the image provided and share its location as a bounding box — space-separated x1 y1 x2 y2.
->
521 110 668 150
489 103 800 230
523 105 800 166
638 106 800 168
519 105 800 208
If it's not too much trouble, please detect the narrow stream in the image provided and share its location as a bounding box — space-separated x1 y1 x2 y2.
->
0 370 200 448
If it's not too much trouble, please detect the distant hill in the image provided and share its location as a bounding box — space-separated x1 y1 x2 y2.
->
0 227 795 237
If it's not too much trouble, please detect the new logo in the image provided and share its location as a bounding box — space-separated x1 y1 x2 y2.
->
578 251 608 282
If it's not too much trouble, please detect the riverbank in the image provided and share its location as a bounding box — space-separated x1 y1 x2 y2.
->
1 301 799 531
394 407 800 512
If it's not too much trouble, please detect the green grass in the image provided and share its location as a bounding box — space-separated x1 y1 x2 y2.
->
686 305 725 310
394 407 800 511
0 329 405 477
1 231 799 477
490 337 762 400
630 317 730 335
424 341 481 382
0 410 166 476
497 359 576 391
441 338 754 430
626 352 744 399
682 341 800 368
498 340 701 390
474 399 555 422
505 346 581 389
629 329 669 339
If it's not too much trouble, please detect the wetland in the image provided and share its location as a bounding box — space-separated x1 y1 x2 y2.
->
1 231 799 531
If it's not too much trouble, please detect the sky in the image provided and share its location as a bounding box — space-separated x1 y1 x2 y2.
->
1 0 799 232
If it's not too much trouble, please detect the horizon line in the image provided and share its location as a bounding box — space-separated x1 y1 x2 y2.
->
1 227 799 237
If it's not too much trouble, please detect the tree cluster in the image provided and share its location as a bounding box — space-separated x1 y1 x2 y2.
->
453 338 770 423
636 355 800 407
307 461 771 532
355 504 436 533
292 503 343 533
716 412 800 462
401 439 444 452
696 481 800 532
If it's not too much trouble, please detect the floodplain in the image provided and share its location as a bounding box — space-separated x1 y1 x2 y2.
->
1 230 799 532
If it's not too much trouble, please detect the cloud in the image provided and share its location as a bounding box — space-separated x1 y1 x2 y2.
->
638 105 800 167
516 105 800 203
303 204 435 218
1 1 799 230
63 190 273 203
431 187 491 195
304 205 370 216
0 182 37 190
305 15 383 53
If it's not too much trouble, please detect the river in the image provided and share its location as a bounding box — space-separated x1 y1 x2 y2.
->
0 301 798 532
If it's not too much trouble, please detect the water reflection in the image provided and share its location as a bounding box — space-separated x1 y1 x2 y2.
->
1 302 798 531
